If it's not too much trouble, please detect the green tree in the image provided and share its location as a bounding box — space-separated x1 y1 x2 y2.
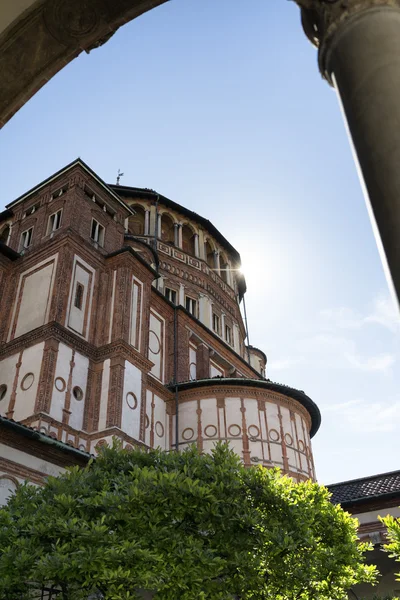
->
381 514 400 588
0 443 377 600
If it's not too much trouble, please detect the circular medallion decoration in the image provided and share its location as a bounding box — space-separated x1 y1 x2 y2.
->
228 424 241 437
21 373 34 391
0 384 7 401
204 424 217 438
126 392 138 410
145 415 150 429
155 421 165 438
95 439 108 452
269 429 280 442
285 434 294 446
149 331 161 355
55 377 66 392
248 425 260 438
73 386 84 401
298 440 305 451
182 427 194 441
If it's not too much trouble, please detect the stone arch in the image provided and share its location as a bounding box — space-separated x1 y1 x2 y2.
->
204 238 215 268
182 223 196 256
160 212 175 245
128 204 146 236
220 252 230 284
0 225 10 244
0 0 169 128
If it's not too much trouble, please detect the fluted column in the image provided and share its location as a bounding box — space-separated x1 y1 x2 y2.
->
295 0 400 304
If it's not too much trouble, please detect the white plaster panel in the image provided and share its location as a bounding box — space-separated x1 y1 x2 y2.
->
199 295 212 328
13 343 44 421
108 269 116 343
178 400 198 445
51 343 73 422
200 398 218 439
66 257 95 338
121 361 142 440
69 351 89 430
270 443 284 466
0 475 20 506
149 311 165 382
153 394 167 450
233 324 240 354
98 359 110 431
12 257 58 339
0 354 18 416
224 397 242 435
227 438 243 458
202 440 218 454
287 447 297 470
218 406 226 437
295 413 305 446
0 443 65 478
130 278 143 350
265 402 280 438
354 507 400 524
249 440 263 462
243 399 259 435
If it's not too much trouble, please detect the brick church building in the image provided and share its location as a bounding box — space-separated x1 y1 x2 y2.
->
0 159 399 597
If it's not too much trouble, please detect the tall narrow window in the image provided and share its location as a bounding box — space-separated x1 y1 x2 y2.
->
19 227 33 252
212 313 220 335
165 288 177 305
47 209 62 235
185 296 198 317
74 283 84 310
90 219 105 247
225 324 232 346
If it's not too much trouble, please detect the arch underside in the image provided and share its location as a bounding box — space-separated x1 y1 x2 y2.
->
0 0 169 128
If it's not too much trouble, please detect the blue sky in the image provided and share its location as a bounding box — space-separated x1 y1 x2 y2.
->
0 0 398 484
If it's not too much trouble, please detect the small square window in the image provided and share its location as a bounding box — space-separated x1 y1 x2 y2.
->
165 288 177 304
19 227 33 252
47 209 62 235
213 313 220 335
74 283 84 310
185 296 198 317
91 219 105 247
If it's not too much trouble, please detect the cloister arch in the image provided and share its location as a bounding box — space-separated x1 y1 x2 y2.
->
128 205 146 236
160 213 175 245
0 225 10 244
1 0 400 302
181 223 196 256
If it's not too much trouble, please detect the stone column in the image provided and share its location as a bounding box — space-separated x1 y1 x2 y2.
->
194 233 200 257
174 223 180 247
178 224 183 248
157 214 162 240
296 0 400 303
144 210 150 235
213 251 220 274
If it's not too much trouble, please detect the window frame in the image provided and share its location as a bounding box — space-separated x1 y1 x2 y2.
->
19 227 33 252
185 295 198 318
225 323 232 346
90 218 105 247
165 287 177 305
212 312 221 335
74 282 85 311
47 209 63 236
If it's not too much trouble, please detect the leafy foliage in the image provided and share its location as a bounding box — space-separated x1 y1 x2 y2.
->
381 514 400 586
0 443 377 600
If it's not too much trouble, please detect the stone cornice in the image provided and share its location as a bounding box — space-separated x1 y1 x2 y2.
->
294 0 400 80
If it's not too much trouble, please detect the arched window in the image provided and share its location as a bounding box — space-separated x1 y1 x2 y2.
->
161 214 175 244
205 240 214 268
128 205 146 236
0 225 10 245
220 253 229 284
182 225 195 255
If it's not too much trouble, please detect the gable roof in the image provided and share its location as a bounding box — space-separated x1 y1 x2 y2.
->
327 469 400 507
6 158 134 215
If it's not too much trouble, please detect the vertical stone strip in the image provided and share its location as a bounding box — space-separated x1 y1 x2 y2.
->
106 356 125 428
291 411 303 474
139 374 147 442
35 339 59 413
6 350 23 419
150 392 155 448
62 349 75 425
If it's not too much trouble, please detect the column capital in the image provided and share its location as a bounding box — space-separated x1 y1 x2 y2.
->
294 0 400 81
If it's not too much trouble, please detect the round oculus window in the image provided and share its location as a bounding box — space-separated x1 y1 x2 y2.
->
55 377 66 392
72 386 84 401
126 392 138 410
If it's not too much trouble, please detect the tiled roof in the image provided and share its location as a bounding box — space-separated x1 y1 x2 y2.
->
327 470 400 506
